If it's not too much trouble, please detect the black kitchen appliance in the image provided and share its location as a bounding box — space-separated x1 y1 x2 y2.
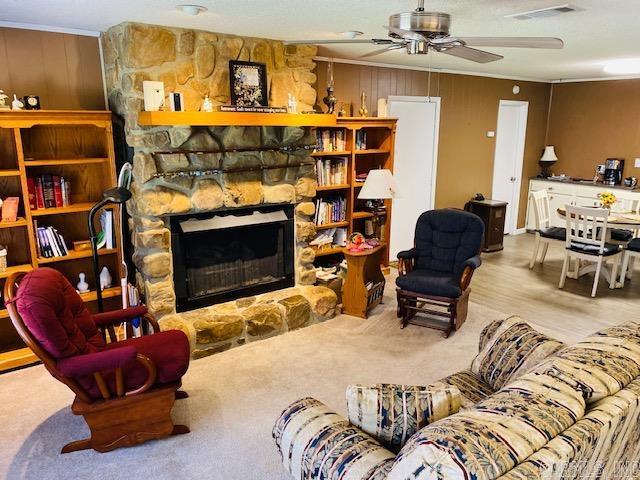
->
604 158 624 186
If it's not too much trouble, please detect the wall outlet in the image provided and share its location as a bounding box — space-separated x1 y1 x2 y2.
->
635 158 640 168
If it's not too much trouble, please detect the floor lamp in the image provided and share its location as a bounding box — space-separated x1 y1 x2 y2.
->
88 186 132 312
357 169 398 239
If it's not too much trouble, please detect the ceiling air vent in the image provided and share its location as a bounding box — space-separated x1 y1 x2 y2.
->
505 4 577 20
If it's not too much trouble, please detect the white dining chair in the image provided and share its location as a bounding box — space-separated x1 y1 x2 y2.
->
619 238 640 287
559 205 623 297
609 193 640 244
529 189 566 269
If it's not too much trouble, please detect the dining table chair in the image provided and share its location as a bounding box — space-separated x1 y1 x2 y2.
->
529 189 566 269
619 238 640 287
559 205 623 297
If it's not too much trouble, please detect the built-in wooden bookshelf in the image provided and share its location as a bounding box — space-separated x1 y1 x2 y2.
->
0 111 123 372
311 117 397 267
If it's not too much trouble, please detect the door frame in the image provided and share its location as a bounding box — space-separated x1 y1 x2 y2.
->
492 99 529 234
387 95 441 210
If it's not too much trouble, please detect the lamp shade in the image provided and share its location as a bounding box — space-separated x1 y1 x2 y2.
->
357 169 398 200
540 146 558 162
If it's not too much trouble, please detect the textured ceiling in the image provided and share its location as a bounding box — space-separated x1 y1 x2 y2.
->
1 0 639 81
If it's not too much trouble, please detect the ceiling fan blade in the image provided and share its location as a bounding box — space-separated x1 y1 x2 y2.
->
283 39 381 45
457 37 564 49
384 25 428 42
360 44 406 58
439 45 503 63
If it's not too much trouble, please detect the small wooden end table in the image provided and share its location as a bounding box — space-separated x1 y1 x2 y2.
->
342 244 386 319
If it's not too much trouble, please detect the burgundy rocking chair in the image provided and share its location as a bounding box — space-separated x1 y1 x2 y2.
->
4 267 191 453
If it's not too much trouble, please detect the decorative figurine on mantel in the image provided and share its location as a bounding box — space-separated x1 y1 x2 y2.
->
322 60 337 114
358 91 368 117
201 94 213 112
76 273 89 294
0 90 9 110
11 94 24 110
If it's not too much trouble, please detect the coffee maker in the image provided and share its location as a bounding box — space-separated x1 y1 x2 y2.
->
603 158 624 186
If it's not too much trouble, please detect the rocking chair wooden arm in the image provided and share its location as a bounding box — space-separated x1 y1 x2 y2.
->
94 307 161 343
92 354 157 399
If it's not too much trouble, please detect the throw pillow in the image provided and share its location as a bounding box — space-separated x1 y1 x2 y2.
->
346 382 461 452
471 316 565 390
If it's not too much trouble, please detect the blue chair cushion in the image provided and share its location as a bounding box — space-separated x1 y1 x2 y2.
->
396 269 462 298
610 228 633 242
539 227 566 241
628 238 640 252
569 242 620 256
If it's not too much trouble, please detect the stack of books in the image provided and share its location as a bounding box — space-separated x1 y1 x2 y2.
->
314 197 347 225
316 157 348 186
27 175 71 209
35 224 69 258
316 129 347 152
355 130 368 150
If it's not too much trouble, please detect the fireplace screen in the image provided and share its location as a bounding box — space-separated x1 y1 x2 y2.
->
170 204 294 311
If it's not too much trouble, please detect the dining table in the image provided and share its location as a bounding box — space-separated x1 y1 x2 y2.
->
556 207 640 288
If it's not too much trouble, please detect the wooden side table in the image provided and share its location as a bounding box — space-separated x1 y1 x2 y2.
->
466 199 508 252
342 244 386 318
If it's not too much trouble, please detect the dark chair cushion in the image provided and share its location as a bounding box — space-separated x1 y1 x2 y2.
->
413 209 484 275
539 227 566 241
14 268 105 359
610 228 634 242
628 238 640 252
569 242 620 256
396 269 462 298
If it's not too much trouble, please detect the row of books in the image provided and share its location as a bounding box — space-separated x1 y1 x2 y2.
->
316 157 348 186
355 130 368 150
316 129 347 152
314 197 347 226
35 223 69 258
27 175 71 209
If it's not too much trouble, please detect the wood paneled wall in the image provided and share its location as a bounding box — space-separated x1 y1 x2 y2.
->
317 61 551 227
547 79 640 180
0 27 105 110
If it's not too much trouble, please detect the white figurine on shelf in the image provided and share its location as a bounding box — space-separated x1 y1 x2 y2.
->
201 94 213 112
11 94 24 110
287 93 298 113
77 273 89 293
0 90 9 110
99 266 112 291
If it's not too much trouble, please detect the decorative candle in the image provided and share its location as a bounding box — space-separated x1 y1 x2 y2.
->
327 60 334 88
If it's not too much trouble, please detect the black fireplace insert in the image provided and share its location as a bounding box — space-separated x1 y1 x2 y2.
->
169 203 295 312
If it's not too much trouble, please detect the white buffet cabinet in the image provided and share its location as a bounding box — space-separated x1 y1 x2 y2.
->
526 179 640 230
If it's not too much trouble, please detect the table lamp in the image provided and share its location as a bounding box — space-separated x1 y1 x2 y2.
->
539 146 558 178
357 169 398 238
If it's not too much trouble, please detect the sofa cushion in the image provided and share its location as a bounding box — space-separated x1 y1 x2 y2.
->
438 370 495 409
273 397 395 480
387 373 585 480
535 321 640 405
471 316 565 390
13 268 104 359
395 269 462 298
346 383 461 452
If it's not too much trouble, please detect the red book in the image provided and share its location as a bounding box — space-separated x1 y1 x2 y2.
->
27 177 37 209
34 176 45 209
53 176 63 207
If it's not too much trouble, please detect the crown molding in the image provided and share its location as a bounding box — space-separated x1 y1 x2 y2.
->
551 75 640 83
0 21 101 37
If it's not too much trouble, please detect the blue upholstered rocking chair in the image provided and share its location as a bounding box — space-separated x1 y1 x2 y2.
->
396 209 484 337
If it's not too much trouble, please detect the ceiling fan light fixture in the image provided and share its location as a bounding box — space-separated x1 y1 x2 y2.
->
176 4 207 15
341 31 363 39
603 59 640 75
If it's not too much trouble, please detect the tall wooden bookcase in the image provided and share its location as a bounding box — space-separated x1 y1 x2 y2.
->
0 111 123 372
311 117 397 266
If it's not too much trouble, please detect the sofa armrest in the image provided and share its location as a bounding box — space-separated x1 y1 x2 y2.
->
273 397 395 480
57 346 137 378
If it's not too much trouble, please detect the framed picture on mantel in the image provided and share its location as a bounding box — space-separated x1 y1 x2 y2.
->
229 60 268 107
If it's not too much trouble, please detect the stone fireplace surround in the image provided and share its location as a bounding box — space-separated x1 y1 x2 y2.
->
102 22 338 359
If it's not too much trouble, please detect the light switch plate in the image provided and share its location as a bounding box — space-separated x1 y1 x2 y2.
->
635 158 640 168
487 131 495 138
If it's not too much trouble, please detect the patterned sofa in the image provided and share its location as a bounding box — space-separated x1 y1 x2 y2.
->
273 317 640 480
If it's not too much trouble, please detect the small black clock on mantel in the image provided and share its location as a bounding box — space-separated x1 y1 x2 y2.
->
23 95 41 110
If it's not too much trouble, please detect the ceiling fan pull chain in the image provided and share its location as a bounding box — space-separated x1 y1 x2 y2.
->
416 0 425 12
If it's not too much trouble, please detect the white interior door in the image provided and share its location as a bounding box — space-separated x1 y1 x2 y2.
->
491 100 529 234
388 96 441 260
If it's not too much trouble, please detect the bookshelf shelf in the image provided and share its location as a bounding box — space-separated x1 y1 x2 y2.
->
37 248 118 265
79 286 122 302
316 184 350 192
314 246 344 257
311 151 352 157
355 149 390 155
0 218 28 229
0 110 122 372
24 157 108 167
31 202 94 216
316 221 349 230
353 211 374 219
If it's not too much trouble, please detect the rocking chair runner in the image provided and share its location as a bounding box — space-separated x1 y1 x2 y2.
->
4 268 191 453
396 209 484 337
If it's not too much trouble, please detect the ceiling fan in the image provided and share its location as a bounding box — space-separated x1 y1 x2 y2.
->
285 0 564 63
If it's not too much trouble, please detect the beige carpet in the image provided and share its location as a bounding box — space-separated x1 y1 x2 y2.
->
0 284 584 480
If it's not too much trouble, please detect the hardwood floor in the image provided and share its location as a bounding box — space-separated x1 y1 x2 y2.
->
469 233 640 342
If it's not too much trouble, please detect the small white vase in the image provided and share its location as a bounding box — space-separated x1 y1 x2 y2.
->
99 266 112 291
77 273 89 293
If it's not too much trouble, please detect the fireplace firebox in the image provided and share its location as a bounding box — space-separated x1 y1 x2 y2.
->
169 203 295 312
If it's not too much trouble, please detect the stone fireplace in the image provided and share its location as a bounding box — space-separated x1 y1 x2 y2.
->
102 22 337 358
